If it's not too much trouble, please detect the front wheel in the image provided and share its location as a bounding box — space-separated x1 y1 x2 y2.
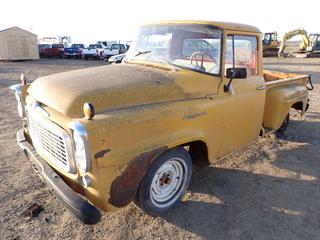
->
136 148 192 216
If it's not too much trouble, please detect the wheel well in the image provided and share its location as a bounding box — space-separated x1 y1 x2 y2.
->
292 101 304 111
183 140 209 167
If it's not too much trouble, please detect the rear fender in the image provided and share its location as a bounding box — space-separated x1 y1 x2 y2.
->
263 84 308 130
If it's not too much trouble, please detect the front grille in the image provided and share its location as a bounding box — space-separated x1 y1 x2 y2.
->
27 108 74 173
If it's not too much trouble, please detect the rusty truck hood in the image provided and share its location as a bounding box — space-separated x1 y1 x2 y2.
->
27 64 200 118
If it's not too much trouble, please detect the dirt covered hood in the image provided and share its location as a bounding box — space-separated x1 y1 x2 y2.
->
28 64 191 118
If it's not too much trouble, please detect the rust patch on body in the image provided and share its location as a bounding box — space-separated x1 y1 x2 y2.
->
94 149 111 160
109 146 168 207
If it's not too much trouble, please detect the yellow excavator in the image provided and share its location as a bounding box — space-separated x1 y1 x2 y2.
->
262 32 280 57
278 28 309 57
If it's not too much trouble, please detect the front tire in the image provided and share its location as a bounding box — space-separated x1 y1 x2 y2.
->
136 147 192 216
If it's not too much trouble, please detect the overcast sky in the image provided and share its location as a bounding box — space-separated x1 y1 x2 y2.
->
1 0 319 44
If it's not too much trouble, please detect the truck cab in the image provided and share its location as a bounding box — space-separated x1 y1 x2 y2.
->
11 20 312 224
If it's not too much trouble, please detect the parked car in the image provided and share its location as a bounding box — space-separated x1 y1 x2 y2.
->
82 44 104 60
38 44 51 57
64 44 85 59
42 44 64 58
106 53 126 64
103 43 127 59
11 20 313 224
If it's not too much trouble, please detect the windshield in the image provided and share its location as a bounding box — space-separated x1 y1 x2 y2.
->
38 44 50 49
309 35 319 44
89 44 102 49
126 24 222 75
111 44 120 49
52 44 64 48
72 44 84 48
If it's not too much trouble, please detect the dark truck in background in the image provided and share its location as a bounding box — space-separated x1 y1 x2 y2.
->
38 44 51 57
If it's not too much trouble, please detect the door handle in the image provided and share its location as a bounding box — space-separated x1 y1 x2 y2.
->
256 85 266 90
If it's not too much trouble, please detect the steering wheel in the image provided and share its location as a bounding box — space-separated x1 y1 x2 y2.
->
190 51 217 72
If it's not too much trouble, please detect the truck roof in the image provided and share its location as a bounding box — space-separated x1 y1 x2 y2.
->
142 20 261 33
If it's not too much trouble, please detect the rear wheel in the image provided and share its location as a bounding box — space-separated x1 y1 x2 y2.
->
275 114 290 138
136 148 192 215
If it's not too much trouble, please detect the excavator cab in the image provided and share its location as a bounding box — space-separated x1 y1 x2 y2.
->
308 34 320 52
263 32 279 57
263 32 278 46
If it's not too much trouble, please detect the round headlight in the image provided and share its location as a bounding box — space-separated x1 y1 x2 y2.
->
73 131 89 171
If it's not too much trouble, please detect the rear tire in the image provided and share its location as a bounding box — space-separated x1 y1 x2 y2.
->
135 147 192 216
275 114 290 138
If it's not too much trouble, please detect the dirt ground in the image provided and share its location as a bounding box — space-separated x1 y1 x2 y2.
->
0 58 319 240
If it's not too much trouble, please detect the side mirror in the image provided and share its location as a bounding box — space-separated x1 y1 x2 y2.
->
224 68 247 92
226 68 247 79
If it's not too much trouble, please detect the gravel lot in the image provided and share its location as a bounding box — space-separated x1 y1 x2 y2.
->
0 58 319 240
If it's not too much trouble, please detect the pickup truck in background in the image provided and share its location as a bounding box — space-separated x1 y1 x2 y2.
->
38 44 51 57
11 20 313 224
82 44 104 60
103 43 127 59
64 44 85 59
42 44 64 58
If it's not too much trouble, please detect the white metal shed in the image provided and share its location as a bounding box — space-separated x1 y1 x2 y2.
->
0 27 39 61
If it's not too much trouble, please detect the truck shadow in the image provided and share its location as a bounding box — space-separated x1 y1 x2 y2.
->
269 118 320 180
162 165 320 239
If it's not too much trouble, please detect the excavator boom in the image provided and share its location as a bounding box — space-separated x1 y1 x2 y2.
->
278 28 309 57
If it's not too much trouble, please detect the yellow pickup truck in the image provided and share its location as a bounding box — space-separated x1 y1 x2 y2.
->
11 20 313 224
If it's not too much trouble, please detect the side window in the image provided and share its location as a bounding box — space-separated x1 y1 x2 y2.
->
225 35 258 77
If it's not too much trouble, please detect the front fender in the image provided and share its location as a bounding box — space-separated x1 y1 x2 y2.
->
80 99 212 210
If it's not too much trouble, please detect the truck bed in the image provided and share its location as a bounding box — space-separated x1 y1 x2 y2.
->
263 70 310 130
264 70 309 86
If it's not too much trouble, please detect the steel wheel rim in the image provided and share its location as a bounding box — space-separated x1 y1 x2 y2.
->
150 157 188 208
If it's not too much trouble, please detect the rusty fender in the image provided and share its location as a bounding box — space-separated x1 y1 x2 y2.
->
109 146 168 207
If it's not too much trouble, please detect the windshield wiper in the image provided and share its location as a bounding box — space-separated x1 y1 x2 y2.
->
135 50 152 57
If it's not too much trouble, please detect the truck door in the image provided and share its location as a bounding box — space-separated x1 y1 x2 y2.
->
218 33 266 157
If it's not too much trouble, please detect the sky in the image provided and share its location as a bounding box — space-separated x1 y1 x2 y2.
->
1 0 319 44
